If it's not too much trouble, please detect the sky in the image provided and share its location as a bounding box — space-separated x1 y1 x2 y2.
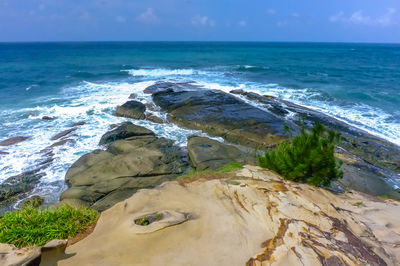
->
0 0 399 42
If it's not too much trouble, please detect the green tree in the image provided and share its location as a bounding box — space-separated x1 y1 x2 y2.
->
258 122 343 187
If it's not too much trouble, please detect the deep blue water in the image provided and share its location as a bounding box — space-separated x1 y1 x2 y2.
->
1 42 400 199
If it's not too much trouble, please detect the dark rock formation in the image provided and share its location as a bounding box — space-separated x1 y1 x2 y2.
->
115 100 146 120
188 136 255 170
42 116 56 121
51 128 77 141
152 88 287 148
0 136 29 146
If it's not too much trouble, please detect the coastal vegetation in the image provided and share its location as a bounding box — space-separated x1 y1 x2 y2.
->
258 122 343 187
176 162 244 184
0 205 98 248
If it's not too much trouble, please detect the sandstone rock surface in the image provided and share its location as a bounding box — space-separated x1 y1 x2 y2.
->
55 166 400 266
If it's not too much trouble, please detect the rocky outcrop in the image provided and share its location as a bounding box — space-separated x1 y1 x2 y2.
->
152 89 287 148
187 136 255 170
52 166 400 266
231 89 400 173
0 136 29 146
115 100 146 120
60 123 187 211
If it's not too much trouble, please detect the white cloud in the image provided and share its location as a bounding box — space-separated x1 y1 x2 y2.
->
238 20 247 27
377 8 396 26
330 8 397 26
115 16 126 23
191 15 215 27
267 9 276 15
136 8 158 24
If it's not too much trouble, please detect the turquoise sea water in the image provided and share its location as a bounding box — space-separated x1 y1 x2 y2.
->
1 42 400 199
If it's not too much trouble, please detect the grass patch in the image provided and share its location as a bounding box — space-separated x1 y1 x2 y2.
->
225 180 241 186
258 121 343 187
0 205 98 248
380 195 390 199
354 201 363 207
176 162 244 185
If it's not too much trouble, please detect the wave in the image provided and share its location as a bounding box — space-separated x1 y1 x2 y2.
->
0 80 214 189
122 68 208 77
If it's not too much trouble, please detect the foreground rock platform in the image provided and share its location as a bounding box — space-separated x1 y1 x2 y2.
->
51 166 400 266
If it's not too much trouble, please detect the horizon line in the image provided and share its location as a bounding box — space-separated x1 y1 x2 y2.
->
0 40 399 45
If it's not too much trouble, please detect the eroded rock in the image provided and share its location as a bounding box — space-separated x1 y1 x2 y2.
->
54 166 400 266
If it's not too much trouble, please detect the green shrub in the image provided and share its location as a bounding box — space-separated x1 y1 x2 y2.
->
0 205 98 248
258 122 343 187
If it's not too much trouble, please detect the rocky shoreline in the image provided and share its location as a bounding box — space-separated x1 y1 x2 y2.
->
1 81 400 213
1 81 400 265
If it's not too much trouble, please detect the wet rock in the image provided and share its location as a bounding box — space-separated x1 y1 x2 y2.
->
51 128 77 141
146 115 164 124
0 151 9 155
49 139 74 148
42 116 56 121
99 122 154 145
152 88 287 148
21 195 44 209
144 81 200 94
70 121 86 127
0 169 44 202
188 136 255 170
128 93 137 99
0 136 29 146
61 125 187 211
115 100 146 120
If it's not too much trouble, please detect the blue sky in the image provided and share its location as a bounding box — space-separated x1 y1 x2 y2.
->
0 0 399 42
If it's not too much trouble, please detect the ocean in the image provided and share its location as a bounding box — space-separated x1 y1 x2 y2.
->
1 42 400 202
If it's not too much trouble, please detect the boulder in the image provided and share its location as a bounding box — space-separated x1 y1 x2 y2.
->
152 88 287 148
115 100 146 120
187 136 255 170
61 124 187 211
0 136 29 146
99 122 154 145
20 195 44 209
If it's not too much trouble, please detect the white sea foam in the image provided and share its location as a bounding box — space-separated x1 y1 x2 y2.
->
0 79 217 200
123 68 208 77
